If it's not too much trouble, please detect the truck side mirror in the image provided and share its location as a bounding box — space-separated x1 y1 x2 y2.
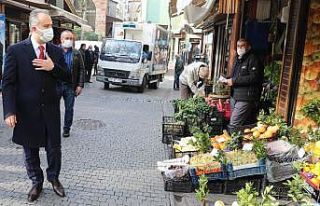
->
147 52 152 61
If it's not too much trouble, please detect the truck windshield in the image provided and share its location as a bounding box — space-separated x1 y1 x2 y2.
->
100 40 142 63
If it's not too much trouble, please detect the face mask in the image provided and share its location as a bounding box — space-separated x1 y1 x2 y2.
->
237 48 247 57
62 40 73 48
37 27 54 43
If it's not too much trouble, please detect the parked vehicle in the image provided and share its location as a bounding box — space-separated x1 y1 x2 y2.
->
96 22 170 92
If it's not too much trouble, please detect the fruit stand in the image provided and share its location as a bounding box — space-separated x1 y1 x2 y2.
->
157 95 320 205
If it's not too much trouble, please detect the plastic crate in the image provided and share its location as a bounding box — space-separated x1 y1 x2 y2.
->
267 179 291 200
162 173 193 193
224 175 265 194
162 116 185 144
189 166 228 186
170 148 199 159
193 180 225 194
301 172 320 202
227 159 266 180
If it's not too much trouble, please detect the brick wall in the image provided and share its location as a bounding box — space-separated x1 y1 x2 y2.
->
92 0 108 37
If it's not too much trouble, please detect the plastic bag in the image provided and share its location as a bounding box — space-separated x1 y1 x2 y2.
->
164 165 189 180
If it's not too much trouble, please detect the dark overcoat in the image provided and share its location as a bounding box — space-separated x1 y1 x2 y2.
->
2 38 71 148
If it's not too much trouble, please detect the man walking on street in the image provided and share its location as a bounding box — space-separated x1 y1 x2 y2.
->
2 9 71 202
224 39 264 126
93 45 99 76
85 45 94 83
173 54 184 90
58 30 85 138
79 43 86 63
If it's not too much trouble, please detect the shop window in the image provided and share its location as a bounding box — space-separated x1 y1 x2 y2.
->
8 22 21 46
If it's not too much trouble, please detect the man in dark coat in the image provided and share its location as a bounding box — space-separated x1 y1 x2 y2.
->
85 45 94 82
173 54 184 90
225 39 264 126
2 9 71 202
93 45 99 76
58 30 85 137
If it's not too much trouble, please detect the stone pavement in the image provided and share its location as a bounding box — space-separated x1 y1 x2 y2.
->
0 73 181 206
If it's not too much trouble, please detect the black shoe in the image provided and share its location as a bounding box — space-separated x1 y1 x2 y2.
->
50 179 65 197
88 81 93 83
27 183 43 202
63 130 70 138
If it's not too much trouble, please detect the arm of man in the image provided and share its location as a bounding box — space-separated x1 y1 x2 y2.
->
232 56 263 86
2 46 17 127
50 49 72 83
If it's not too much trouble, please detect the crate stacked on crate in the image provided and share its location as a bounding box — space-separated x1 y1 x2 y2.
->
162 116 185 144
162 172 193 193
157 156 193 193
224 150 267 194
170 136 199 158
188 153 227 194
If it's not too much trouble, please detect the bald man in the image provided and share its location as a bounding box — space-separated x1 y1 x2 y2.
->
179 62 209 99
57 30 85 138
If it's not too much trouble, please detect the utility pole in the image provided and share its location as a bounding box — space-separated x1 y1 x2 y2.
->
80 0 87 40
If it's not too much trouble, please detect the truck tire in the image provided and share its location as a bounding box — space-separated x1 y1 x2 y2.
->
149 80 159 89
137 76 147 93
104 83 109 89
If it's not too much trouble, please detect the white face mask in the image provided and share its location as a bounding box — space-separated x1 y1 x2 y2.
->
37 27 54 43
237 48 247 57
62 40 73 48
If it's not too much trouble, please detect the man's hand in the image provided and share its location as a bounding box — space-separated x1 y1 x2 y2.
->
226 78 233 86
33 53 54 71
75 86 83 96
5 115 17 128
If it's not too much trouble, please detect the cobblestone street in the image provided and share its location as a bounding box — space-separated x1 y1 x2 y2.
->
0 72 179 206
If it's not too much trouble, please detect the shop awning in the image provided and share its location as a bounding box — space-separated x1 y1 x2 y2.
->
182 0 216 25
3 0 51 10
64 0 77 15
49 5 92 31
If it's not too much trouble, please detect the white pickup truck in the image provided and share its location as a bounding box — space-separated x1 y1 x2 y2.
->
96 22 170 93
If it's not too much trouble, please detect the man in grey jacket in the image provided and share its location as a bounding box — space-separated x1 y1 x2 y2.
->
179 62 209 99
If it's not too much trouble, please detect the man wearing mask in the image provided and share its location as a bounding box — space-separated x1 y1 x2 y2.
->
179 62 209 99
2 9 71 202
225 39 264 126
58 30 85 138
85 45 94 83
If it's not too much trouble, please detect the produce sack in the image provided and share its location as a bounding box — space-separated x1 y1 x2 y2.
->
267 140 301 163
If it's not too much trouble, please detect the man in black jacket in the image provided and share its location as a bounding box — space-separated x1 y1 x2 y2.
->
225 39 264 126
58 30 85 137
85 45 94 82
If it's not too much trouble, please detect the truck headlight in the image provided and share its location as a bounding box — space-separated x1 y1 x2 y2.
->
97 65 104 75
129 69 143 79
